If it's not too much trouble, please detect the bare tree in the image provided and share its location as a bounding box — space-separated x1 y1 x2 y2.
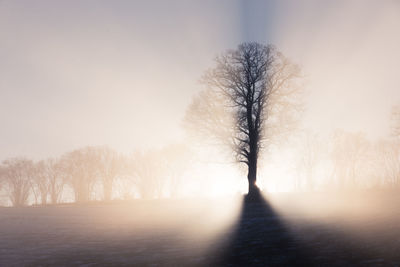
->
48 158 67 204
295 132 323 191
32 158 66 205
376 139 400 187
94 146 122 201
126 150 166 199
0 165 5 204
32 160 51 205
184 42 301 198
373 107 400 188
1 158 34 207
329 131 370 188
62 147 99 203
160 144 192 198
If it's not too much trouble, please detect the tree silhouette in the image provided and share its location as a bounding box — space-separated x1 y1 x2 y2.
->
93 146 122 201
375 139 400 187
295 131 323 191
160 144 193 198
1 158 33 207
62 147 99 202
126 150 167 199
45 158 66 204
330 131 370 188
185 42 301 198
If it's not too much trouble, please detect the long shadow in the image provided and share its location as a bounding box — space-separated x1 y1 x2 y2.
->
213 194 313 267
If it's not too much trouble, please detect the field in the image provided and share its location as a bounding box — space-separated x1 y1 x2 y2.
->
1 192 400 266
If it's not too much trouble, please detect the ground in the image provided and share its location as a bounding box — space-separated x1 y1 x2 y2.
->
1 192 400 266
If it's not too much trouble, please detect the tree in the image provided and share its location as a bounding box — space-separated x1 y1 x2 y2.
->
0 165 5 204
48 158 67 204
160 144 192 198
32 160 51 205
329 131 370 188
184 42 301 198
93 146 122 201
126 150 166 199
33 158 66 205
1 158 34 207
376 139 400 187
295 132 323 191
62 147 99 202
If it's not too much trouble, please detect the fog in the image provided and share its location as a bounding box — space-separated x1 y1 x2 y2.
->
1 1 400 265
274 0 400 138
0 0 240 160
0 0 399 205
1 1 398 155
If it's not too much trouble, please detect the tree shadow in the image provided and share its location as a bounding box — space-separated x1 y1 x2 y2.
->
213 194 313 267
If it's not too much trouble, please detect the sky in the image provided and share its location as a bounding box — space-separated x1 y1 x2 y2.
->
1 0 400 161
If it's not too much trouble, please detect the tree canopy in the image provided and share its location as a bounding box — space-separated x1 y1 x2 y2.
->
184 42 302 197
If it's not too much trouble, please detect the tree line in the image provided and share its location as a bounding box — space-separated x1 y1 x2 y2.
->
0 144 191 207
291 127 400 192
2 42 399 205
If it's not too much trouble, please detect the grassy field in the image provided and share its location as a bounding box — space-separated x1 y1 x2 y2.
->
1 192 400 266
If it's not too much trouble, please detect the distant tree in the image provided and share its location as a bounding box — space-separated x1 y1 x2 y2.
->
126 150 166 199
373 106 400 188
47 158 66 204
32 161 50 205
62 147 99 202
93 146 122 201
1 158 34 207
32 158 66 205
376 139 400 187
160 144 192 198
0 165 5 203
184 42 302 198
295 132 323 191
330 131 370 188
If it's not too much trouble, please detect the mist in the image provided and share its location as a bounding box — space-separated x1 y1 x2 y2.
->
1 1 400 266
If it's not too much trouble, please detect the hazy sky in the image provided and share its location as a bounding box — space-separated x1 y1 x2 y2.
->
1 0 400 161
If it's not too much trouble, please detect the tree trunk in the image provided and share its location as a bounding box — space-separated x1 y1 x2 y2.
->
247 148 260 201
248 161 257 193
